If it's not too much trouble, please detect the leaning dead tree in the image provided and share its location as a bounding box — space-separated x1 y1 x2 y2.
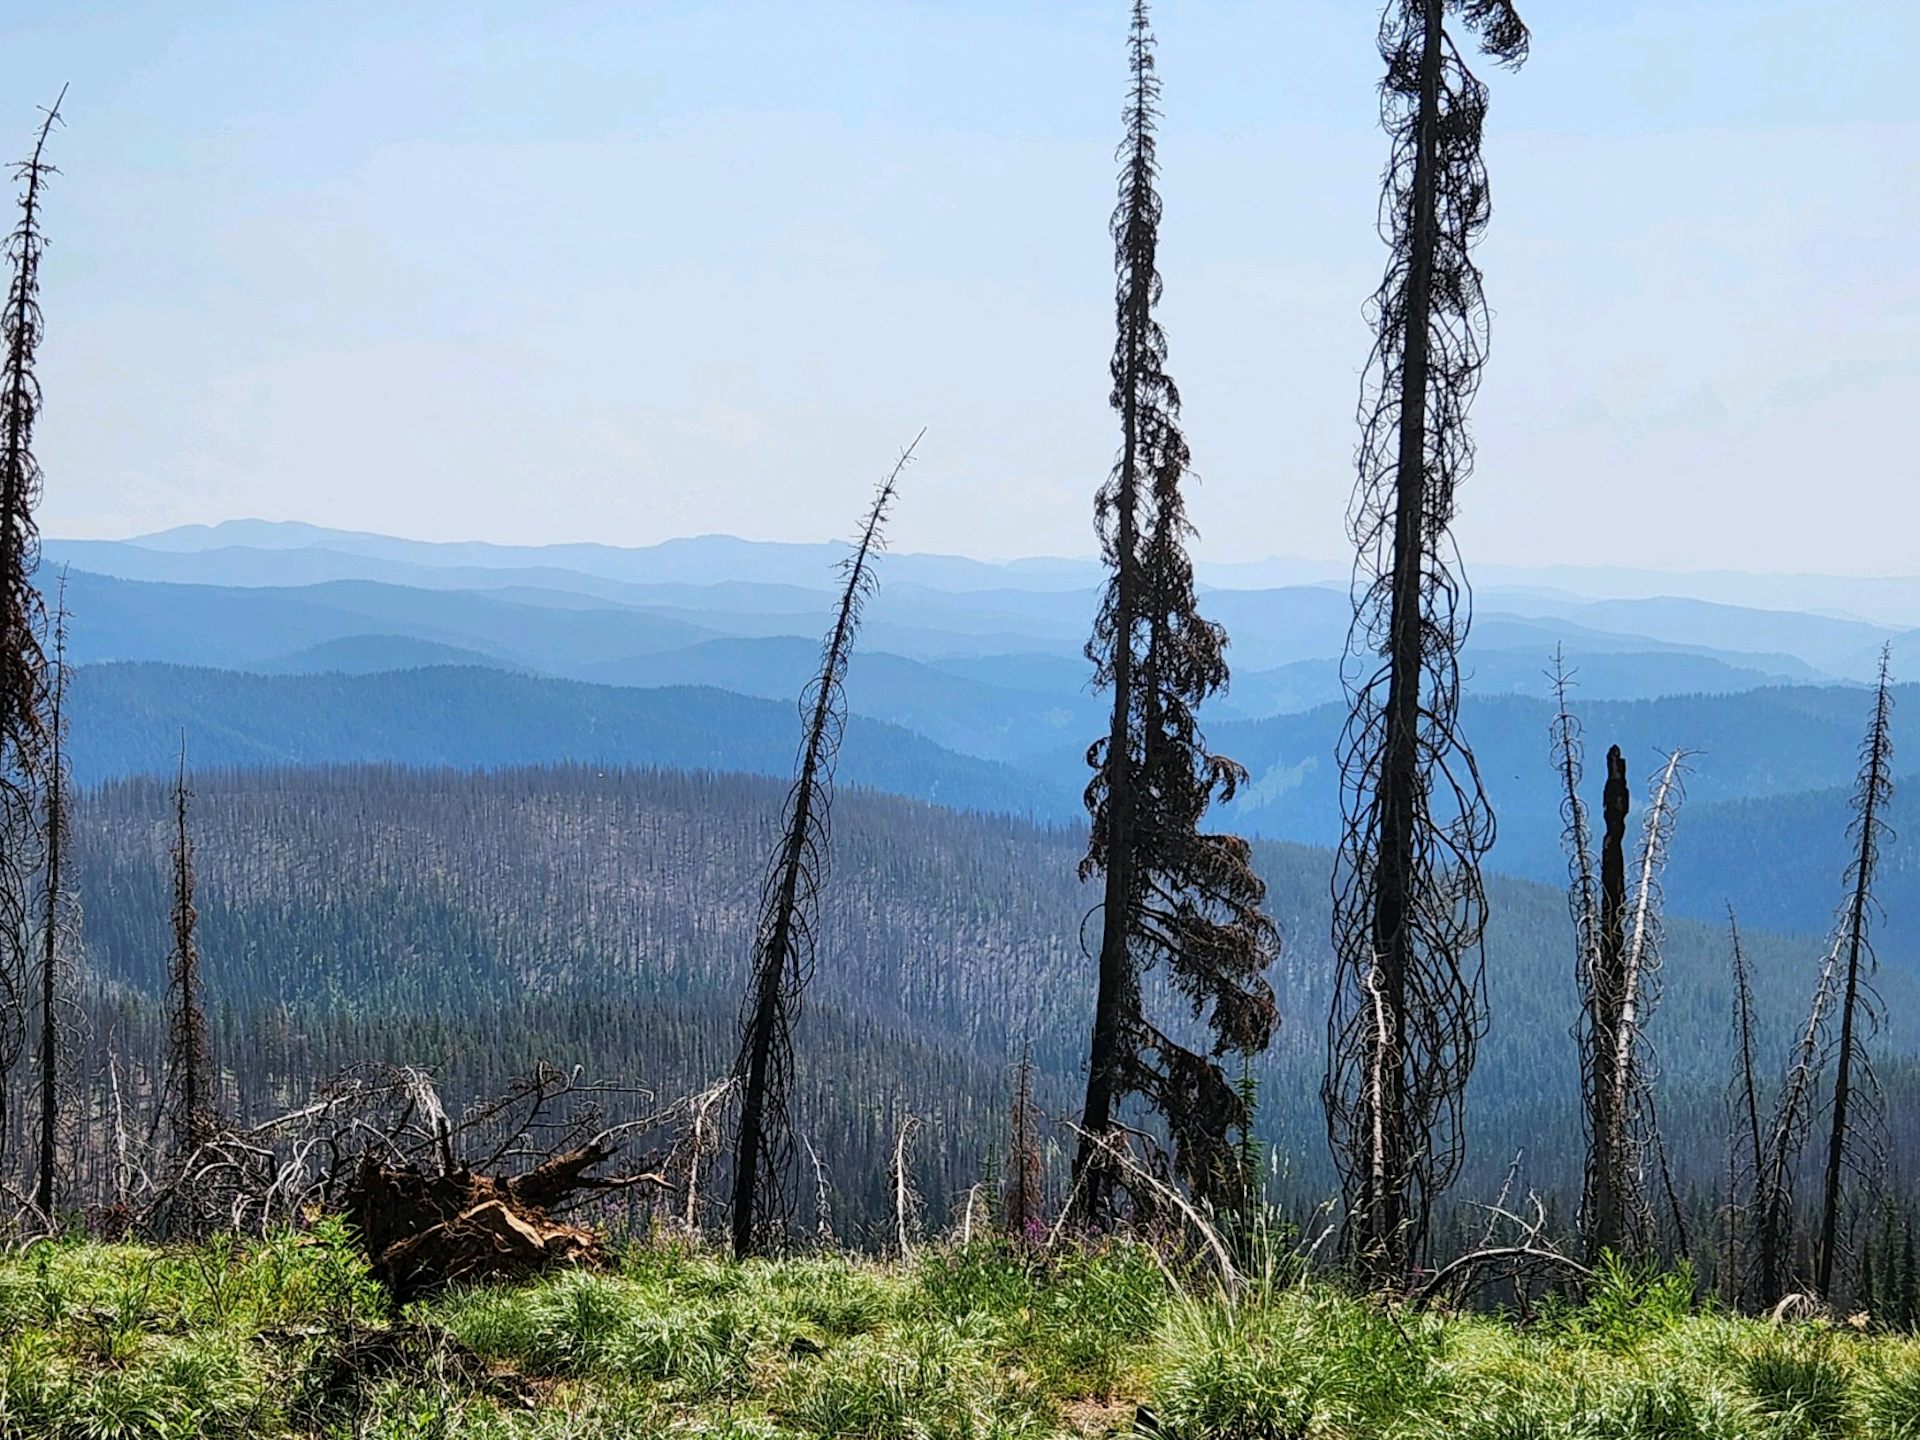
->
1075 0 1278 1223
165 746 216 1159
729 432 921 1258
31 575 72 1219
0 92 63 1187
1758 932 1840 1305
1326 0 1526 1285
1617 750 1686 1246
1813 647 1894 1300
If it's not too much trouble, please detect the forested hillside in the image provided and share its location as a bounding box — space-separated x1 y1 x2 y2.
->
54 762 1905 1242
71 658 1920 953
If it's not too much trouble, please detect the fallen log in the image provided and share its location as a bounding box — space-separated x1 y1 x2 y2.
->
345 1142 652 1302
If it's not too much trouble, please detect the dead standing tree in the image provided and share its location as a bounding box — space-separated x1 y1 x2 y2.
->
1002 1042 1043 1241
1814 647 1894 1300
31 575 72 1219
165 746 216 1159
0 92 62 1187
1725 909 1765 1307
1555 670 1635 1258
1756 652 1894 1305
1553 658 1688 1263
1075 0 1278 1223
1326 0 1526 1285
729 433 921 1258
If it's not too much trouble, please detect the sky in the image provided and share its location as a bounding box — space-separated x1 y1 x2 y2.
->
9 0 1920 573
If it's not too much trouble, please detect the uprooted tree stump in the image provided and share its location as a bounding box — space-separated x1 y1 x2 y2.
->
345 1141 631 1302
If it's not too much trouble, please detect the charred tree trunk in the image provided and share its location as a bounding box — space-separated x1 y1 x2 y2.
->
1075 0 1277 1224
1075 1 1154 1223
0 92 62 1182
729 434 920 1258
31 577 67 1218
1002 1043 1043 1241
1327 0 1525 1285
1587 744 1631 1257
1727 908 1764 1307
166 747 215 1156
1815 646 1893 1299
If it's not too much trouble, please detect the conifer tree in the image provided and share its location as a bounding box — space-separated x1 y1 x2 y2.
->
1815 646 1893 1298
1726 909 1765 1307
1757 652 1894 1303
31 576 68 1218
1002 1043 1043 1242
1075 0 1278 1221
1327 0 1526 1284
166 746 214 1155
0 92 62 1182
730 435 920 1258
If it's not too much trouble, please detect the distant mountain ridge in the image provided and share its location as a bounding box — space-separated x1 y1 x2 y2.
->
64 518 1920 625
67 662 1071 820
38 519 1920 954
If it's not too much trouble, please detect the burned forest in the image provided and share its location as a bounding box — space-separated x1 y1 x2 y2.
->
0 3 1915 1436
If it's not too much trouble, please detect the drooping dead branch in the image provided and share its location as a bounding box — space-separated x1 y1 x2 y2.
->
891 1113 921 1261
1328 0 1526 1286
1415 1191 1591 1306
1070 1122 1241 1294
802 1134 835 1248
671 1076 735 1235
729 431 921 1257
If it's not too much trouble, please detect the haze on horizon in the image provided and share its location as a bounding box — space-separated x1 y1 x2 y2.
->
11 1 1919 575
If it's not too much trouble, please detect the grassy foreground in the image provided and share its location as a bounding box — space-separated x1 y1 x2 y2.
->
4 1227 1920 1438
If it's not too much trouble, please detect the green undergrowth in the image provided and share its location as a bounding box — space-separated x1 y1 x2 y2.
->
8 1232 1920 1438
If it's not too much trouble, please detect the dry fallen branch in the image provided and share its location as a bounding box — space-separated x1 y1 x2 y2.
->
1415 1192 1590 1306
1070 1123 1241 1294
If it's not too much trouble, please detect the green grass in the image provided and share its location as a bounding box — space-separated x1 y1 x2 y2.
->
7 1231 1920 1438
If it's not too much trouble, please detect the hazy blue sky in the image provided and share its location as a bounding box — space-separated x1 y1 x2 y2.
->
10 1 1918 572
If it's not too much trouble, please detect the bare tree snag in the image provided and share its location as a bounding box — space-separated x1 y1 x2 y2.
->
1726 908 1764 1307
31 573 68 1219
1003 1042 1044 1241
165 743 216 1158
1816 646 1894 1299
0 89 63 1183
1329 0 1526 1286
729 432 921 1257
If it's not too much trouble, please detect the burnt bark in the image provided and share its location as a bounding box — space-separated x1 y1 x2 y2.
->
1075 0 1277 1222
729 435 920 1257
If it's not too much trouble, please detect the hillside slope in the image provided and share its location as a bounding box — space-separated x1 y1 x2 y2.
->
66 663 1067 819
61 763 1901 1231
